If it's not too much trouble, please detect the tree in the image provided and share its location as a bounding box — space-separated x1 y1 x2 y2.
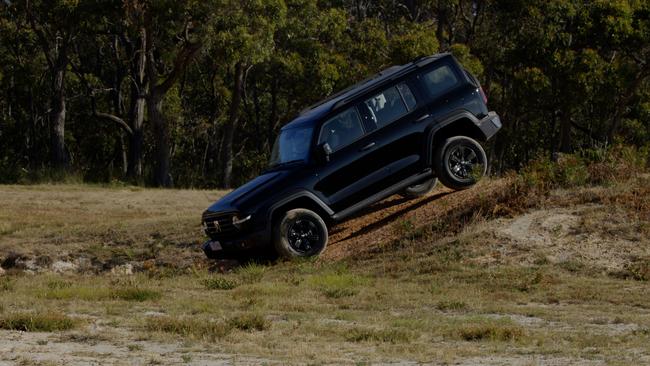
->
140 0 213 187
24 0 86 170
206 0 287 188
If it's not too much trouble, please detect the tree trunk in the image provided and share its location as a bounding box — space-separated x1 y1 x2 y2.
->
127 92 145 180
126 28 147 181
51 67 67 170
435 2 448 49
607 66 649 143
149 92 172 187
221 62 245 189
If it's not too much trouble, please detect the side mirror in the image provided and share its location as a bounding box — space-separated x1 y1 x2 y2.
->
316 142 332 164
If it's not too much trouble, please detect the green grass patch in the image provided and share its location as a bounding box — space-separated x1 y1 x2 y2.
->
0 277 14 292
228 313 269 331
145 317 231 340
625 258 650 281
112 287 161 302
202 276 239 290
236 263 267 284
0 312 77 332
449 322 525 342
345 327 414 343
46 279 73 290
436 300 467 312
310 273 369 299
42 286 161 302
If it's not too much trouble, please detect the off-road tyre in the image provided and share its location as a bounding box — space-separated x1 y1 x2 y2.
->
433 136 487 190
273 208 328 259
400 177 438 198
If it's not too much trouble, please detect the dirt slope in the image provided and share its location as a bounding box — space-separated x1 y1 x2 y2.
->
324 177 650 276
324 178 511 260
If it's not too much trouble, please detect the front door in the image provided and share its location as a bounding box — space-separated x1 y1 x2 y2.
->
314 81 426 213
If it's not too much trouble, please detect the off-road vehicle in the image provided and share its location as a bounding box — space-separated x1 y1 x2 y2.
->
202 53 501 259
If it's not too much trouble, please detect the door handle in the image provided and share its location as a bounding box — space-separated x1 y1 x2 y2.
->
360 142 376 151
415 113 430 122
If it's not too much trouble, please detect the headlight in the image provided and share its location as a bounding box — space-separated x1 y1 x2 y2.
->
232 214 252 229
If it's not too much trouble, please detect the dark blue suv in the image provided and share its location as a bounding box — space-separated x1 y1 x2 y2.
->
202 53 501 259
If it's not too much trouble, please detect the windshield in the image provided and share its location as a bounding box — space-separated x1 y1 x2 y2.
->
269 126 314 167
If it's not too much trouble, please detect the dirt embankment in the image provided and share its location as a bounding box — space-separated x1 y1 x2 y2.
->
326 175 650 275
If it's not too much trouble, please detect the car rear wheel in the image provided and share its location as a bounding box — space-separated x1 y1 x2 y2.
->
400 177 438 198
434 136 487 190
273 208 328 258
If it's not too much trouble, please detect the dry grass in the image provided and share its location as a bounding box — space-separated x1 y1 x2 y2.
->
145 316 231 340
0 184 225 272
1 149 649 364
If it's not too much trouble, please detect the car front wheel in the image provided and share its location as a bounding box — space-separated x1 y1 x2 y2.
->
273 208 328 258
434 136 487 190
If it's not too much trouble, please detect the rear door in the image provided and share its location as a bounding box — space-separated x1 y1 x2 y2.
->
349 81 428 199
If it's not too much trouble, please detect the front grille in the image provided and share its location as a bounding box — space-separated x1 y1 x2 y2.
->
202 211 238 240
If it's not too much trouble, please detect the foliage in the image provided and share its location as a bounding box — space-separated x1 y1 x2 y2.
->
0 0 648 187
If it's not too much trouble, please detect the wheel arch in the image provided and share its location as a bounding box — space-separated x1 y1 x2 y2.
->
425 111 487 167
267 192 334 229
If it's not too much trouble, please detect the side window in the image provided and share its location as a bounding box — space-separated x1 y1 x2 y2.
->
362 86 408 129
421 65 459 99
396 82 417 110
318 107 364 151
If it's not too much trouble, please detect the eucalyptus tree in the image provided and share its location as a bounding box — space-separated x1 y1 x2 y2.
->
205 0 287 188
22 0 91 170
134 0 217 187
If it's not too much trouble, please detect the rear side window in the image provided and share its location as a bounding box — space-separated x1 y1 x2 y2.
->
421 65 459 99
318 107 364 151
396 82 417 110
361 86 408 129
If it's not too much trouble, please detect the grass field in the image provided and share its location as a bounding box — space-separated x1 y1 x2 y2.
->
1 169 649 364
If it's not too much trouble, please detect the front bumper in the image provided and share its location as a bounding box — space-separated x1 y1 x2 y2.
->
476 111 502 141
202 228 270 259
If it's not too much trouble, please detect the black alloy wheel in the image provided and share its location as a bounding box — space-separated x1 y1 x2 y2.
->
273 208 328 258
434 136 487 190
287 218 321 254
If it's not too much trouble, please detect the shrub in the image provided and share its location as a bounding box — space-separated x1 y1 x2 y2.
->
228 313 269 331
624 258 650 281
202 276 239 290
46 279 73 290
454 324 524 342
436 300 467 312
345 327 414 343
236 263 266 284
0 313 77 332
146 317 231 340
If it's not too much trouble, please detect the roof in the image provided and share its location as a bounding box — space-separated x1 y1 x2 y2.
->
282 53 450 130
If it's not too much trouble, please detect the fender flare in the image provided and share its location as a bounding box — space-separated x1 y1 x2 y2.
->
265 191 334 233
423 110 485 167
